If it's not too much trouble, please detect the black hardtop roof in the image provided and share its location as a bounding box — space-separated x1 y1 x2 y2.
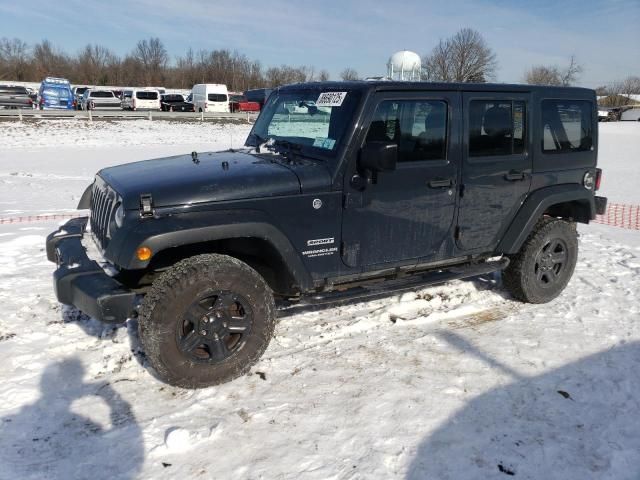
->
278 80 595 96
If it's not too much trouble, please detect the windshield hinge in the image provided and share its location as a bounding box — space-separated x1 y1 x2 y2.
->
139 193 154 217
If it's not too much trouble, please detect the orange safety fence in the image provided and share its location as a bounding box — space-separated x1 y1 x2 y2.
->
0 213 84 225
593 203 640 230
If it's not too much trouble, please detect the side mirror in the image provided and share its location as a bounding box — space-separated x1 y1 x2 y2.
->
359 142 397 172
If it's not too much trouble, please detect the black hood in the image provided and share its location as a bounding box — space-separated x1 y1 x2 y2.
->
98 151 319 210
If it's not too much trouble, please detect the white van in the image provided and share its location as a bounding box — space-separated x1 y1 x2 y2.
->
121 88 161 111
192 84 229 113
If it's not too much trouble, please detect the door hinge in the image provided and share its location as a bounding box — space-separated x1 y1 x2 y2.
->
341 241 360 266
343 192 364 210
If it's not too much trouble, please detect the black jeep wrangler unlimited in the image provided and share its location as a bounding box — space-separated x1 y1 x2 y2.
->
47 81 607 388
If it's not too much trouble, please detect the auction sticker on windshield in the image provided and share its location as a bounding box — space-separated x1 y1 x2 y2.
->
313 137 336 149
316 92 347 107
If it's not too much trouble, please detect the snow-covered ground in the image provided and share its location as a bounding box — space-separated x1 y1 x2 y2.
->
0 120 639 480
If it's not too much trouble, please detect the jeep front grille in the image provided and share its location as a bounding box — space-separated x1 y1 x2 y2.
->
89 182 115 250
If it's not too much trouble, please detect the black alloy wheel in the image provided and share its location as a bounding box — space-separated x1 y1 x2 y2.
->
177 291 253 363
533 238 568 289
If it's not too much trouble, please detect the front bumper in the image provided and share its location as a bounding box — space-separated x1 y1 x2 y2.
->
46 217 138 323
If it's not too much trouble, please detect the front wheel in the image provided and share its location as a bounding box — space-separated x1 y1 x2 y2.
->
503 218 578 303
139 254 276 388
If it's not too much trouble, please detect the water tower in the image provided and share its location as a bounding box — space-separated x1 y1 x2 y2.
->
387 50 421 81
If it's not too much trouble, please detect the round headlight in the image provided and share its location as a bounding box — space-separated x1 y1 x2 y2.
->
114 202 125 228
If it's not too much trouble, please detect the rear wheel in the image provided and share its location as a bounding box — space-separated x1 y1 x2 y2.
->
503 218 578 303
139 254 276 388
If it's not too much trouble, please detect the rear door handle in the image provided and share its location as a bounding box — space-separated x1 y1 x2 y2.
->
428 178 453 189
504 170 526 181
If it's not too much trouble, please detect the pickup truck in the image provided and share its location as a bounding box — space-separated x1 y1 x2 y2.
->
229 94 261 113
0 86 33 109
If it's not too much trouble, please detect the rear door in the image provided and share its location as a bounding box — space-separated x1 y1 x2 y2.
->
341 91 461 267
456 92 532 253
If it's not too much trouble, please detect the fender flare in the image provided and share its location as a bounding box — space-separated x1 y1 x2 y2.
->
113 210 314 291
496 184 595 255
77 183 93 209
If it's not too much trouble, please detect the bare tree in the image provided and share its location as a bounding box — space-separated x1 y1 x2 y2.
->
340 68 359 81
0 35 338 91
0 38 32 81
265 65 308 87
621 76 640 95
422 28 497 82
33 40 72 79
523 65 563 86
599 76 640 107
133 37 168 85
523 55 583 86
559 55 583 86
76 44 116 85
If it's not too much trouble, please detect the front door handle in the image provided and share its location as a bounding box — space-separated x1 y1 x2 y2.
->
504 170 526 181
428 178 453 189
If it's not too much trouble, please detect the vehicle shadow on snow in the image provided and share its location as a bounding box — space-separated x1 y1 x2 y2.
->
406 334 640 479
0 357 144 480
62 305 146 366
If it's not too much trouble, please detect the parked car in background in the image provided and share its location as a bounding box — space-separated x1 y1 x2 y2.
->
244 88 273 108
229 94 260 113
160 93 194 112
81 89 121 110
597 108 610 122
27 88 38 107
621 107 640 121
72 86 90 110
38 77 74 110
192 84 229 112
121 89 161 111
0 85 33 109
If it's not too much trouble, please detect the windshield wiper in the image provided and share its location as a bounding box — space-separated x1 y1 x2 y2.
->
266 139 302 160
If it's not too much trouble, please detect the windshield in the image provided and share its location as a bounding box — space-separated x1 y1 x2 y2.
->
43 87 70 98
247 89 361 158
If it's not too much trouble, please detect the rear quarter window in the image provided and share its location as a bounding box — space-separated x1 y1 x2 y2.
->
541 100 593 153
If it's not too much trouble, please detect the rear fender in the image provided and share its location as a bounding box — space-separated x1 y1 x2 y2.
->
496 184 595 254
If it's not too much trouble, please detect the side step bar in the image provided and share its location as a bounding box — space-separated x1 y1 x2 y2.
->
277 257 509 316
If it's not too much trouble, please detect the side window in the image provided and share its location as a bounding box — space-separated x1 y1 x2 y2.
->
366 100 447 162
541 100 592 153
469 100 526 157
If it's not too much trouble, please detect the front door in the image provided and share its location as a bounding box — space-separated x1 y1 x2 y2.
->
456 92 532 253
341 92 461 268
